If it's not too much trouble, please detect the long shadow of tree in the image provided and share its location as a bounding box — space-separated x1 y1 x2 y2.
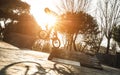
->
0 61 74 75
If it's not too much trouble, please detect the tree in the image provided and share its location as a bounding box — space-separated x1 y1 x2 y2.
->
0 0 41 49
0 0 30 26
4 13 40 36
112 25 120 43
54 0 92 14
97 0 120 54
56 11 99 52
110 25 120 54
49 0 100 52
52 0 93 51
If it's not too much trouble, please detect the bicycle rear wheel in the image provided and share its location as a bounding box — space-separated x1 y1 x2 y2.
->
52 38 61 48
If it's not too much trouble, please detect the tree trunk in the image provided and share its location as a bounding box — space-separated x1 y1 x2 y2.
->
73 39 77 51
69 35 73 51
73 33 78 51
106 38 111 54
96 37 104 53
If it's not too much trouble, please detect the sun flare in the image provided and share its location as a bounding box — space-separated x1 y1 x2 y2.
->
45 15 57 28
24 0 57 29
30 8 57 30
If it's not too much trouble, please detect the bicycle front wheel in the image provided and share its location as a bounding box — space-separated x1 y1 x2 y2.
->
39 30 48 39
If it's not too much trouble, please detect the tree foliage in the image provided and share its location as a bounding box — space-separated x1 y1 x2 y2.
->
0 0 30 23
4 14 40 36
51 0 99 52
0 0 30 13
112 25 120 42
57 11 98 34
0 0 41 49
55 11 99 52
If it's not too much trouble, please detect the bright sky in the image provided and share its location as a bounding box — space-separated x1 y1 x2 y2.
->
22 0 59 29
23 0 98 29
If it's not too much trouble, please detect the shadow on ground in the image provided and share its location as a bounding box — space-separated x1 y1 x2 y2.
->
0 61 74 75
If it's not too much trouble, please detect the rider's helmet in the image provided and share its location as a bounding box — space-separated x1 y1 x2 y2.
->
44 8 50 13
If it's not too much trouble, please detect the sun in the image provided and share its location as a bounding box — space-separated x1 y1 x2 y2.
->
30 7 57 30
44 14 57 28
23 0 57 29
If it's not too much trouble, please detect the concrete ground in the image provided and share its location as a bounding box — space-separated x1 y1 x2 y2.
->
0 41 120 75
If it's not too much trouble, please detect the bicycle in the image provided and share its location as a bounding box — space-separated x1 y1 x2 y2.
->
32 8 61 51
38 25 61 48
32 24 61 52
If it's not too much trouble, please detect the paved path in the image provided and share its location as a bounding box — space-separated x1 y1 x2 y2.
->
0 41 120 75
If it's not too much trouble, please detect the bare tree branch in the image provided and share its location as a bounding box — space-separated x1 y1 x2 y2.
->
97 0 120 54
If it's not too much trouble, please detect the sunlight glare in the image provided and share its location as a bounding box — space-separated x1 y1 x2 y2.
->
24 0 57 30
33 12 57 29
46 15 57 28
